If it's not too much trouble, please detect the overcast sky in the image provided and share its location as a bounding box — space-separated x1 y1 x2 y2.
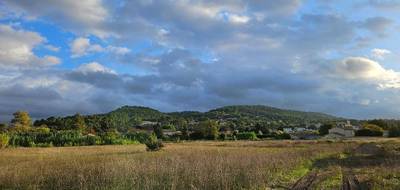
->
1 0 400 121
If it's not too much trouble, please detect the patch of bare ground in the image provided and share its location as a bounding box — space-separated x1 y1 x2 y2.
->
289 141 400 190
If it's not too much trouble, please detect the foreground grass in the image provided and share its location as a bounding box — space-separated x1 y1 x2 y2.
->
0 140 354 190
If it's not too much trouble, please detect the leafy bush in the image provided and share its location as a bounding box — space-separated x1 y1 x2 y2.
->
275 132 291 140
0 133 9 148
50 130 83 146
126 131 151 143
355 124 383 137
389 127 400 137
236 132 258 140
101 131 122 145
83 135 102 145
145 133 163 151
319 123 334 135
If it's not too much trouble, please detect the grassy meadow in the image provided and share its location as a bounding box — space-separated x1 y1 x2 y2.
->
0 139 399 189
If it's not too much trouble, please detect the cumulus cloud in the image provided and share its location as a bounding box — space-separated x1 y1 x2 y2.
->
371 48 391 60
2 0 111 37
76 62 116 74
0 24 60 67
332 57 400 89
70 37 130 58
361 17 393 37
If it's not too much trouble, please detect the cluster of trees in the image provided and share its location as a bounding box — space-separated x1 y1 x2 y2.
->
0 109 294 149
2 107 400 149
0 111 160 149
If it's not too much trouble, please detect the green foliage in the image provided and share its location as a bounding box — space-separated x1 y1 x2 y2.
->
236 132 258 140
125 131 151 143
355 124 383 137
73 114 87 132
319 123 334 135
275 132 291 139
0 133 9 148
0 123 7 132
388 127 400 137
368 119 389 129
145 133 163 151
11 111 32 131
153 124 164 139
101 131 122 145
195 120 219 140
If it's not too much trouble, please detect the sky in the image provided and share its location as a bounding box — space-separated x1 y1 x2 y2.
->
1 0 400 121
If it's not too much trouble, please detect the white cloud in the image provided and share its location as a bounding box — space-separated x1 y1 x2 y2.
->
105 46 131 55
371 48 391 60
77 62 116 74
0 24 60 67
44 44 60 52
70 37 130 58
43 55 61 65
333 57 400 89
3 0 111 37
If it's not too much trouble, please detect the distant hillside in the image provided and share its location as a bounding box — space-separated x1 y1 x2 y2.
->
35 105 342 132
204 105 340 123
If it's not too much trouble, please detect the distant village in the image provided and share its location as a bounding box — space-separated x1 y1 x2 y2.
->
135 119 389 140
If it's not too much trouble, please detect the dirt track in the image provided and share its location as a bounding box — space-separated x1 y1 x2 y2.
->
289 143 385 190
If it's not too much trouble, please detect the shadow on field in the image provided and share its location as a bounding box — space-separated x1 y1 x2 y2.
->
291 143 400 190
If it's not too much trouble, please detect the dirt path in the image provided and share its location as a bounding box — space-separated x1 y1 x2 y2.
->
290 170 318 190
341 169 361 190
290 170 333 190
289 143 381 190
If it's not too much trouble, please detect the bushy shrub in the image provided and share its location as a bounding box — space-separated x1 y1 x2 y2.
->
145 133 163 151
0 133 9 148
101 131 122 145
219 133 227 141
9 133 36 147
236 132 258 140
389 127 400 137
83 135 102 145
50 130 83 146
275 132 291 140
126 131 150 143
355 124 383 137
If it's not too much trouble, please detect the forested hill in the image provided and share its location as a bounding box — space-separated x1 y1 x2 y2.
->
204 105 340 123
34 105 342 132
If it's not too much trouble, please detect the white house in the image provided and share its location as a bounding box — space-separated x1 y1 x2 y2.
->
326 121 356 138
328 127 354 138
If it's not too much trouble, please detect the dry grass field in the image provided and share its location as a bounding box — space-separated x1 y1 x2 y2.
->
0 139 399 190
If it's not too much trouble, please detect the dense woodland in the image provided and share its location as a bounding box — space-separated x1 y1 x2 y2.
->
0 105 400 149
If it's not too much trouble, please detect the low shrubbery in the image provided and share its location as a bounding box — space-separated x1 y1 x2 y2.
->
355 124 383 137
145 133 163 151
388 127 400 137
0 133 9 149
236 132 258 140
5 129 139 147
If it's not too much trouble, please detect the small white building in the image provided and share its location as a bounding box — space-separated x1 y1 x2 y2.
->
328 127 354 138
325 120 357 138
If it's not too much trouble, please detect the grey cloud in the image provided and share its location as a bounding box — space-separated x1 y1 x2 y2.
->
360 17 393 37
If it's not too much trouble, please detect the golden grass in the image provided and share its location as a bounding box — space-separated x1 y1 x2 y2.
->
0 140 354 190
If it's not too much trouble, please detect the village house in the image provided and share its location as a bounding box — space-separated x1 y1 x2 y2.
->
326 121 355 138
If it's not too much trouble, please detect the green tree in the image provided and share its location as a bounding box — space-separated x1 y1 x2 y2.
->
199 120 219 140
145 132 163 151
0 123 7 132
319 123 334 135
0 133 9 149
389 127 400 137
368 119 388 129
73 114 87 132
11 111 32 131
355 124 383 137
153 124 164 139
